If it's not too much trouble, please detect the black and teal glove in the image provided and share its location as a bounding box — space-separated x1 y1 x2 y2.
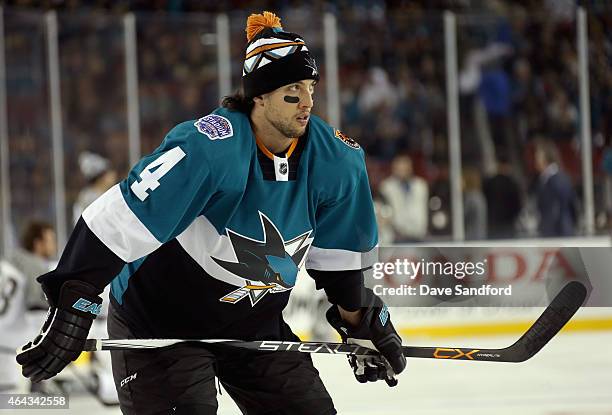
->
326 288 406 386
16 280 102 382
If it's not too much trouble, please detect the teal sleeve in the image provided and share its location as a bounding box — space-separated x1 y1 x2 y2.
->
313 162 378 252
118 123 213 243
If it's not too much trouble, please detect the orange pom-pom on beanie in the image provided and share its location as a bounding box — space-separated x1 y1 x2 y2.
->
246 11 282 42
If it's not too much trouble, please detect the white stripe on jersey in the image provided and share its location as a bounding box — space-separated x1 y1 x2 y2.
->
176 215 247 287
305 245 378 271
176 214 314 288
82 184 161 263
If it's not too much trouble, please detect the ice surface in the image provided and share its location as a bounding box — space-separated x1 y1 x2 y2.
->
7 332 611 414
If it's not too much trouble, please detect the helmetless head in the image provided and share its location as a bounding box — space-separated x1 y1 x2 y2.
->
254 79 316 139
22 220 57 260
391 154 413 180
243 12 319 140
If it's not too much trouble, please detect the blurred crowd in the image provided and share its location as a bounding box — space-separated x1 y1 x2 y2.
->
1 0 610 403
338 0 612 240
3 0 612 14
2 1 612 244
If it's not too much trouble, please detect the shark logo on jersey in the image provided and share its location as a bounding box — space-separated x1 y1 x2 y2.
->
212 212 312 306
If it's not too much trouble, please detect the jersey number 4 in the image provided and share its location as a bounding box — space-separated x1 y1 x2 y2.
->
131 146 186 201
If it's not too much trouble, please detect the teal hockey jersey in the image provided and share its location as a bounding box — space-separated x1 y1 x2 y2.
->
40 108 378 339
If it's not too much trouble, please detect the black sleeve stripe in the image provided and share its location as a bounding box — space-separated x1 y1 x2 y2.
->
306 268 365 311
37 218 126 305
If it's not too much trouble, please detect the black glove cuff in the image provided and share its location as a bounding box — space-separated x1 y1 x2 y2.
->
348 288 385 337
56 280 103 320
326 288 389 339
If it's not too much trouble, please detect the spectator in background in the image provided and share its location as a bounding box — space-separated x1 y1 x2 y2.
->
458 41 515 176
358 67 399 114
547 87 578 142
483 154 522 239
396 69 431 154
512 57 546 144
6 221 57 393
478 51 519 166
7 221 56 311
463 166 487 240
380 154 429 242
72 151 120 405
356 67 402 157
534 139 577 237
373 104 405 159
72 152 118 224
372 189 394 245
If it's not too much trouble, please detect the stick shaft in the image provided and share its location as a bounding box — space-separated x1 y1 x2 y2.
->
84 281 587 363
81 339 533 362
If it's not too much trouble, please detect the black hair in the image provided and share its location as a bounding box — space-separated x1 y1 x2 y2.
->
21 220 53 252
221 91 255 114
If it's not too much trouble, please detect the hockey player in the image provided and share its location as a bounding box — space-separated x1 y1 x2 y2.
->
2 222 55 393
0 260 27 392
16 12 406 414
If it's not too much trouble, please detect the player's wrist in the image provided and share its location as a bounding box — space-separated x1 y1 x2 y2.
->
337 306 362 327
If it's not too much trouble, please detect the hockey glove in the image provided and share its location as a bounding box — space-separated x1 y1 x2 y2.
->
16 280 102 382
326 288 406 387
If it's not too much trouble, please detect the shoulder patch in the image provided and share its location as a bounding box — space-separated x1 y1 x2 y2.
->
334 129 360 149
194 115 234 140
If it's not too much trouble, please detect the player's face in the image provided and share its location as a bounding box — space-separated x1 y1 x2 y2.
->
263 80 315 138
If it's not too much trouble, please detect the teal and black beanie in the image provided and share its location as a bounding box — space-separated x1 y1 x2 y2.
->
242 11 320 99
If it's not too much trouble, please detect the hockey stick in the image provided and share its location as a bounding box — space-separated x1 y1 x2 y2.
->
84 281 587 363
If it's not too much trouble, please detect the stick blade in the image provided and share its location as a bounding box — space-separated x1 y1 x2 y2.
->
506 281 587 362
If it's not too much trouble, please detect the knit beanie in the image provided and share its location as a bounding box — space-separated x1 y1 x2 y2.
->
242 11 320 99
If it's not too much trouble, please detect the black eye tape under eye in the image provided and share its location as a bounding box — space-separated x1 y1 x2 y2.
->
284 95 300 103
